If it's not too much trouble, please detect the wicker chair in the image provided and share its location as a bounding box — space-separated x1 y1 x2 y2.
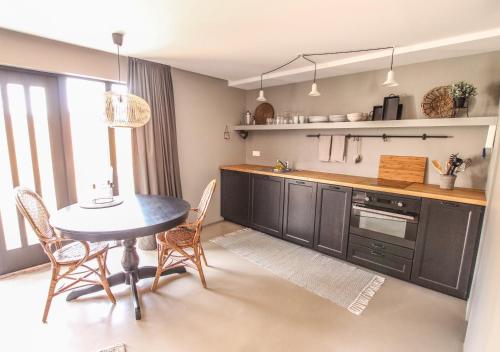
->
14 187 116 323
151 179 216 291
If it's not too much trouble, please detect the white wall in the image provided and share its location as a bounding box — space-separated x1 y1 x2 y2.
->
244 52 500 189
464 106 500 351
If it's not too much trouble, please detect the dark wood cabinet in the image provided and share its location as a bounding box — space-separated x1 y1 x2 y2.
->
250 174 284 238
283 179 317 247
314 184 352 259
221 170 250 226
411 199 484 298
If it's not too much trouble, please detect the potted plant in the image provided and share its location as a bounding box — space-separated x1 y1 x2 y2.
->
449 81 477 109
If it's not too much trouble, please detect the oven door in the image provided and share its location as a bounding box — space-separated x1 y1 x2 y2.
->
350 204 418 248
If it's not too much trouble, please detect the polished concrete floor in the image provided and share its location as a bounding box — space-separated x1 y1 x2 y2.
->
0 221 467 352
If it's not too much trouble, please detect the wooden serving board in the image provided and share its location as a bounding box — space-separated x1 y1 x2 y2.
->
378 155 427 183
254 103 274 125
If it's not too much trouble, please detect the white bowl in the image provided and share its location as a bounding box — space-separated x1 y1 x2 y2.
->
308 115 329 123
347 113 368 122
329 114 347 122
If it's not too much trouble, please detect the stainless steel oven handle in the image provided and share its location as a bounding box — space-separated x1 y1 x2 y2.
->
352 204 416 221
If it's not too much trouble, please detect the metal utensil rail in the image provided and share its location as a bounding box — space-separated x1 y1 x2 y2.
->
306 133 450 141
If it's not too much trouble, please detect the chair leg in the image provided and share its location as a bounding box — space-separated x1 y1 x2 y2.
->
97 255 116 304
103 250 111 275
193 246 207 288
199 242 208 266
151 245 166 292
42 266 59 323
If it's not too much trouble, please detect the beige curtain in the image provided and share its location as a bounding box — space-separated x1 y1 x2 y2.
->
128 58 182 249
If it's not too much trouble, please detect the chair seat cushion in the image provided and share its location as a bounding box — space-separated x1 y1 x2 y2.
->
53 241 109 264
157 227 196 248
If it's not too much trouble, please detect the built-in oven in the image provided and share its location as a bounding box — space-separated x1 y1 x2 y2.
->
350 190 421 249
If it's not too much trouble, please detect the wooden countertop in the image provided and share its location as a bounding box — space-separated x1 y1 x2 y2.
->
220 164 487 206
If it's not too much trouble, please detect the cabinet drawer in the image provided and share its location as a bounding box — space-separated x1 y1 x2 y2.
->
347 241 413 280
349 234 414 259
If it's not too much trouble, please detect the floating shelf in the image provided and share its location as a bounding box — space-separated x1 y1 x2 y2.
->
232 116 498 131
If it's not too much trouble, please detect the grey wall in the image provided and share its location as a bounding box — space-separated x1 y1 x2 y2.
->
244 52 500 189
0 28 246 225
172 68 246 224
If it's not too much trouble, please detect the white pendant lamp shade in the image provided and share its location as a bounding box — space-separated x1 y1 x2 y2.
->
383 70 399 87
105 32 152 128
104 92 151 128
309 82 321 96
257 89 267 102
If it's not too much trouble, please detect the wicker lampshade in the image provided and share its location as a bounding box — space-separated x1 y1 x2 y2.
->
104 91 151 128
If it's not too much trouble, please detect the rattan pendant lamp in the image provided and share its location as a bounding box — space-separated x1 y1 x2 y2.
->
104 32 151 128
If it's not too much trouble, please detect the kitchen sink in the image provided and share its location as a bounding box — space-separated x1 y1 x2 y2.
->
257 167 293 174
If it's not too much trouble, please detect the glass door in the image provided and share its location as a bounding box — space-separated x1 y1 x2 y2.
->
0 68 69 275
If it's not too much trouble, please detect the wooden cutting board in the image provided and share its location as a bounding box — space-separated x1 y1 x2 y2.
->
378 155 427 183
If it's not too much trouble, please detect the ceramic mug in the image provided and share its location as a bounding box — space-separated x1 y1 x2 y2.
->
298 115 306 124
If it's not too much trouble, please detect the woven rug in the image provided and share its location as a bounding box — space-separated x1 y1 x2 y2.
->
98 344 126 352
211 228 385 315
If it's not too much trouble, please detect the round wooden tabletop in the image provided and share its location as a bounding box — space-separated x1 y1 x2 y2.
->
50 195 190 241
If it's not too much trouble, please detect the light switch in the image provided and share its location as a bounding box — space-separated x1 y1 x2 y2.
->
252 150 261 157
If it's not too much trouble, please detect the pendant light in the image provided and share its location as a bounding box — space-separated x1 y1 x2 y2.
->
382 46 399 87
104 32 151 128
256 74 267 102
306 58 320 96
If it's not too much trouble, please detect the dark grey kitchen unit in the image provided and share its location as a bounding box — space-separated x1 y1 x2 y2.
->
250 174 284 238
221 170 250 226
411 199 484 299
314 183 352 259
283 179 317 247
348 234 414 280
220 168 485 299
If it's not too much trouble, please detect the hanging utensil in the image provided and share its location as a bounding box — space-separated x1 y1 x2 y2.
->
353 137 362 163
431 160 445 175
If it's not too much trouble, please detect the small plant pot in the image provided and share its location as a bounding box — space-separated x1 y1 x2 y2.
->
453 97 467 109
440 175 457 190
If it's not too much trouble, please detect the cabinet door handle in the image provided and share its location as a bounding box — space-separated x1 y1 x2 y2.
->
295 180 306 185
441 201 459 207
328 185 341 190
371 243 386 249
370 250 385 257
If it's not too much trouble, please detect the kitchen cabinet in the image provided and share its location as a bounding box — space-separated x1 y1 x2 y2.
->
221 170 250 226
314 184 352 258
283 179 317 247
348 234 413 280
411 199 484 298
250 174 284 238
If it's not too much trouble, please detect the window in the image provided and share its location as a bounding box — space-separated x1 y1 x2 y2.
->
0 71 135 258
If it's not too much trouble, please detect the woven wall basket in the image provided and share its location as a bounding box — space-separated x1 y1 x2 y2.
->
421 86 454 118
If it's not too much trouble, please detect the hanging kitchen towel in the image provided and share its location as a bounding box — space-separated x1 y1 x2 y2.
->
318 135 332 162
331 135 346 162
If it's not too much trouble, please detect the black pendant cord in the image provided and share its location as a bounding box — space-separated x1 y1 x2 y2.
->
117 44 121 82
302 56 317 82
258 46 395 86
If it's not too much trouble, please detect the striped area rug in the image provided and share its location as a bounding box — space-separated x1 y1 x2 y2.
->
211 228 385 315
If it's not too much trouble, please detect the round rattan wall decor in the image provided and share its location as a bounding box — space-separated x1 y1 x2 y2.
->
421 86 454 118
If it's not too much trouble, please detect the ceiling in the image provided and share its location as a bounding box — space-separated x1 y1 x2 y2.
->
0 0 499 89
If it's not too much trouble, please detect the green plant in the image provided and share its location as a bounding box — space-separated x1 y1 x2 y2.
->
449 81 477 99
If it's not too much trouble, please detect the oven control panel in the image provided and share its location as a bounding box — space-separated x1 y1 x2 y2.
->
353 190 421 214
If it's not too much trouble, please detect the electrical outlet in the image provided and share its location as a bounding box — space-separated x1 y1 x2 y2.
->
252 150 261 157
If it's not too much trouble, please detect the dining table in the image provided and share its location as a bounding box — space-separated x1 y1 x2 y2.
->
49 194 191 320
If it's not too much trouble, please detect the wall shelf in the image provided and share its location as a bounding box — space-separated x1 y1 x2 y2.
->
232 116 498 132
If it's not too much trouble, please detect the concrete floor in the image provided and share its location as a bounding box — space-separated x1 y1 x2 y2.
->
0 221 467 352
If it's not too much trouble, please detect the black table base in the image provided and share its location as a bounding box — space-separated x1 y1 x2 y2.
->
66 238 186 320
